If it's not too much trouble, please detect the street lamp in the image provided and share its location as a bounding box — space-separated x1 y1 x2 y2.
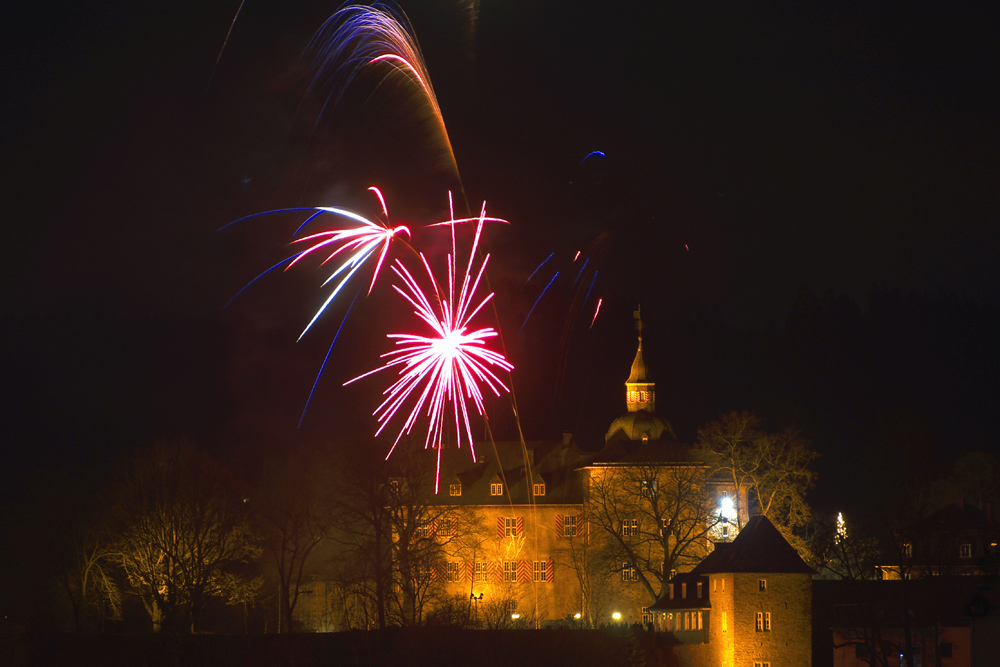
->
612 612 621 621
470 592 483 626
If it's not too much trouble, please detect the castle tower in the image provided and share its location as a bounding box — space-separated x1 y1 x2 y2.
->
626 305 656 413
605 306 675 444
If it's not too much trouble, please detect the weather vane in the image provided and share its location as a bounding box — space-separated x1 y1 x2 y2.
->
633 304 644 340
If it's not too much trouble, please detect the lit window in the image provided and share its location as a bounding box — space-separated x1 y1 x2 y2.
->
622 562 638 582
722 611 727 632
475 562 487 582
722 524 729 537
902 542 913 557
533 482 546 496
449 482 461 496
713 579 717 593
415 523 431 539
446 562 460 582
641 607 653 625
668 584 674 599
532 560 546 582
564 515 578 537
503 560 517 582
697 611 703 630
684 612 690 630
642 433 649 443
490 482 503 496
681 583 687 598
756 611 771 631
759 579 767 592
640 479 658 499
960 543 972 559
622 518 639 537
504 517 518 537
437 518 453 537
697 582 703 598
754 662 771 667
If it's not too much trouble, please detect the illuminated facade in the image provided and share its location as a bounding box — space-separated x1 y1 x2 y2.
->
650 515 815 667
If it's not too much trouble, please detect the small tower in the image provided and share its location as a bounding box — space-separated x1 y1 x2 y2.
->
605 306 675 444
626 305 655 413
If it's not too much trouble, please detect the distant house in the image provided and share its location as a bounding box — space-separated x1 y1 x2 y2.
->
650 515 815 667
878 499 1000 580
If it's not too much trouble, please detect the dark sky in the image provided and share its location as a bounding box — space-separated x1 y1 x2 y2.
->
3 0 999 511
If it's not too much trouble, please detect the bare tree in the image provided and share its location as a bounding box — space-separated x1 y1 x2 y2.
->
585 462 721 604
56 517 121 631
255 453 330 633
695 411 817 556
328 443 480 627
107 440 262 632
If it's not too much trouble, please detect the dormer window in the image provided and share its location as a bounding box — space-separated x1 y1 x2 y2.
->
449 481 462 497
490 482 503 496
759 579 767 592
960 543 972 559
533 482 546 496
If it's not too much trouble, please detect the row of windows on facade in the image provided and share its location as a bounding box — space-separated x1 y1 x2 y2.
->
900 541 998 558
621 517 731 539
464 560 554 583
449 481 547 497
416 515 728 542
654 610 772 633
667 578 770 599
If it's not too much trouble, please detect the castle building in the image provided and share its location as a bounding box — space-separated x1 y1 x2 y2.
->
297 310 745 629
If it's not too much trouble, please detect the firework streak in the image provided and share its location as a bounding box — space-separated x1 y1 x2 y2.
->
346 204 513 492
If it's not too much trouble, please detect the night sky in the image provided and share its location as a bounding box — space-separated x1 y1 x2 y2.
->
3 0 999 577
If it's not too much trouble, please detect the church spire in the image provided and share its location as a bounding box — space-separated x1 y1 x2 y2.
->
626 305 655 412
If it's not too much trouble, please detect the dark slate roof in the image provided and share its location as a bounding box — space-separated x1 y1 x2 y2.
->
649 573 711 611
586 438 690 466
604 410 676 445
420 439 588 505
691 515 816 575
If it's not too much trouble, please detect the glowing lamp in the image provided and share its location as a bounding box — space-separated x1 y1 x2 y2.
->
612 612 621 621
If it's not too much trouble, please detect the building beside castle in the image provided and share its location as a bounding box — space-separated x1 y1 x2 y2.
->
650 515 815 667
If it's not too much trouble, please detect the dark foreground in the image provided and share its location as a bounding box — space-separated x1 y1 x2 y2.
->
3 627 663 667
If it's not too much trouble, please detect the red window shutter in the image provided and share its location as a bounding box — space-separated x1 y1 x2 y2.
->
497 517 505 539
464 561 473 582
576 516 585 537
518 560 531 582
430 519 439 536
556 514 563 537
516 517 524 536
546 559 554 582
451 518 457 536
488 561 499 582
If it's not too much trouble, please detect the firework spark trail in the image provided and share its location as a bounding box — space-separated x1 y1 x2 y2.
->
591 297 603 328
527 253 554 283
306 3 461 186
346 204 513 493
519 272 559 335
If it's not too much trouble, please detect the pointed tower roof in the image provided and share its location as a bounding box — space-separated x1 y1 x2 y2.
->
627 338 650 383
692 516 816 575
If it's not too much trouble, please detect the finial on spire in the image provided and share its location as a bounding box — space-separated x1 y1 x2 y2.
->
633 304 644 341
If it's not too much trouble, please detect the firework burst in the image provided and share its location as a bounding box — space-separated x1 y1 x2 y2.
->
346 203 513 492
